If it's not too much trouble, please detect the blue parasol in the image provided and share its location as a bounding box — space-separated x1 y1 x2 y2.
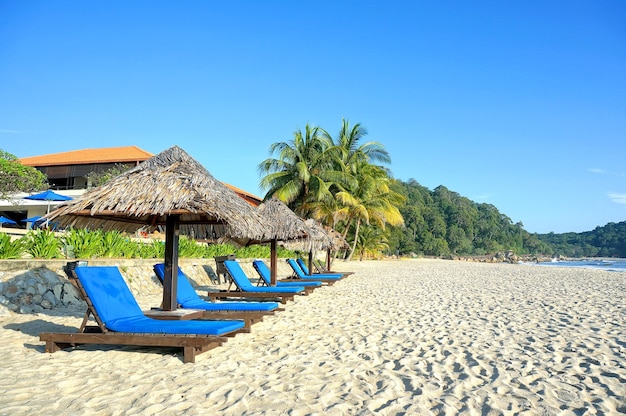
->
25 190 73 214
25 190 73 202
22 216 43 222
0 216 17 226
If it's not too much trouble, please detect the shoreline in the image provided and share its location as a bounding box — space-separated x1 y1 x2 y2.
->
1 258 625 414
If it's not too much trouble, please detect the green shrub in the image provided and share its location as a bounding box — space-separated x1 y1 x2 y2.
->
136 239 164 259
62 228 104 259
0 233 26 259
26 229 62 259
100 230 130 258
178 236 205 258
203 243 238 258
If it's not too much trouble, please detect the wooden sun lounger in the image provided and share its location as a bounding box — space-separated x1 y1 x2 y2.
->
313 259 355 276
252 260 324 294
283 259 343 286
207 260 306 304
152 263 284 330
40 266 245 363
40 331 228 364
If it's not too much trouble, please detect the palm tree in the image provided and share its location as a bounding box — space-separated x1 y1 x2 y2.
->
327 118 391 173
336 162 405 261
355 224 390 260
258 124 337 217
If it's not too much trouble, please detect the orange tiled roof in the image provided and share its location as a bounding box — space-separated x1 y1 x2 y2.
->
20 145 263 206
224 183 262 207
20 146 153 167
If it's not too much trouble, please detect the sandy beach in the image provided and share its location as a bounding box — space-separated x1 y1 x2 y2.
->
1 259 625 415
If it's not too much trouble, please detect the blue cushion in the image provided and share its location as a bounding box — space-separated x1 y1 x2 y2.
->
296 258 343 278
253 260 322 287
287 259 341 280
153 263 280 312
75 266 244 335
224 260 305 293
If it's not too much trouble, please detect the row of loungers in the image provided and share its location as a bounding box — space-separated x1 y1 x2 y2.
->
39 258 352 363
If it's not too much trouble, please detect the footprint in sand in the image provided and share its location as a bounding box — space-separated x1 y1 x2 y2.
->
553 388 579 403
422 381 443 397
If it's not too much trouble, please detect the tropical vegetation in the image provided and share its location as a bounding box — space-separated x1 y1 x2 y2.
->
536 221 626 258
2 132 623 261
0 149 47 200
259 119 405 260
258 120 626 259
0 229 298 260
387 180 551 257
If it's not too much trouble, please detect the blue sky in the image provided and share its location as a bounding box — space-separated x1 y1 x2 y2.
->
1 1 624 234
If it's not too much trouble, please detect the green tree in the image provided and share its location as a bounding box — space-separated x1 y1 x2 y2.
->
327 118 391 171
0 150 47 200
336 162 404 260
320 120 402 260
258 124 339 217
85 163 132 188
355 224 389 260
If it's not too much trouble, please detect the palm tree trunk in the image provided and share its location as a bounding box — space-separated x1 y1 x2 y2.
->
342 215 352 239
346 218 360 261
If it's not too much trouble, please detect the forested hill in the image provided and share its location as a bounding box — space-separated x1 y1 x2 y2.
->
387 179 624 258
536 221 626 258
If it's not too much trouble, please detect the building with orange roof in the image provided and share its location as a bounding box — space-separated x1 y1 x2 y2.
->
1 146 262 228
20 146 153 190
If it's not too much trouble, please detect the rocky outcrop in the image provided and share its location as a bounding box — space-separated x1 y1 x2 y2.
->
0 267 82 315
443 251 554 264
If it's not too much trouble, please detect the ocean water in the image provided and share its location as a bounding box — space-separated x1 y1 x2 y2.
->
531 259 626 272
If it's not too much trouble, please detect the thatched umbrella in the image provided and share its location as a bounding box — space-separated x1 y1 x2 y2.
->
223 197 312 285
257 198 313 285
322 224 350 270
281 218 336 273
46 146 268 311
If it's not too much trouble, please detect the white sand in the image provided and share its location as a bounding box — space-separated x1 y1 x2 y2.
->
1 259 625 415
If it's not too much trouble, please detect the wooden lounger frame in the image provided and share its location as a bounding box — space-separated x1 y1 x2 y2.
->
207 290 297 304
150 264 282 330
313 259 354 276
206 268 302 304
40 270 234 363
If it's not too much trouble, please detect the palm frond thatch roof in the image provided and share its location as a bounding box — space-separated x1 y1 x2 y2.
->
257 197 311 240
46 146 268 240
323 225 350 250
221 196 314 248
283 218 334 252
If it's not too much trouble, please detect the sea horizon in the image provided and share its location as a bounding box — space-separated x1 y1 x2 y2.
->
529 258 626 272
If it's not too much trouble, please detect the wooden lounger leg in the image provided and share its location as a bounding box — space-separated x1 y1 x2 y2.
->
183 346 196 364
45 340 64 353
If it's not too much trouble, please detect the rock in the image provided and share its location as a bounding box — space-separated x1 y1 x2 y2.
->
18 304 33 314
53 284 63 301
43 290 57 306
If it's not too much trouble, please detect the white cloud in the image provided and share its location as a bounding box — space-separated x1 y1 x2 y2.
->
608 193 626 204
0 129 21 134
588 168 606 174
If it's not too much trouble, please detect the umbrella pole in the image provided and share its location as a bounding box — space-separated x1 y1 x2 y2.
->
326 249 332 271
308 251 314 276
162 215 180 311
270 239 277 286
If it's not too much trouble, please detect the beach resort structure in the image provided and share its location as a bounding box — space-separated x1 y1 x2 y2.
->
0 146 262 228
